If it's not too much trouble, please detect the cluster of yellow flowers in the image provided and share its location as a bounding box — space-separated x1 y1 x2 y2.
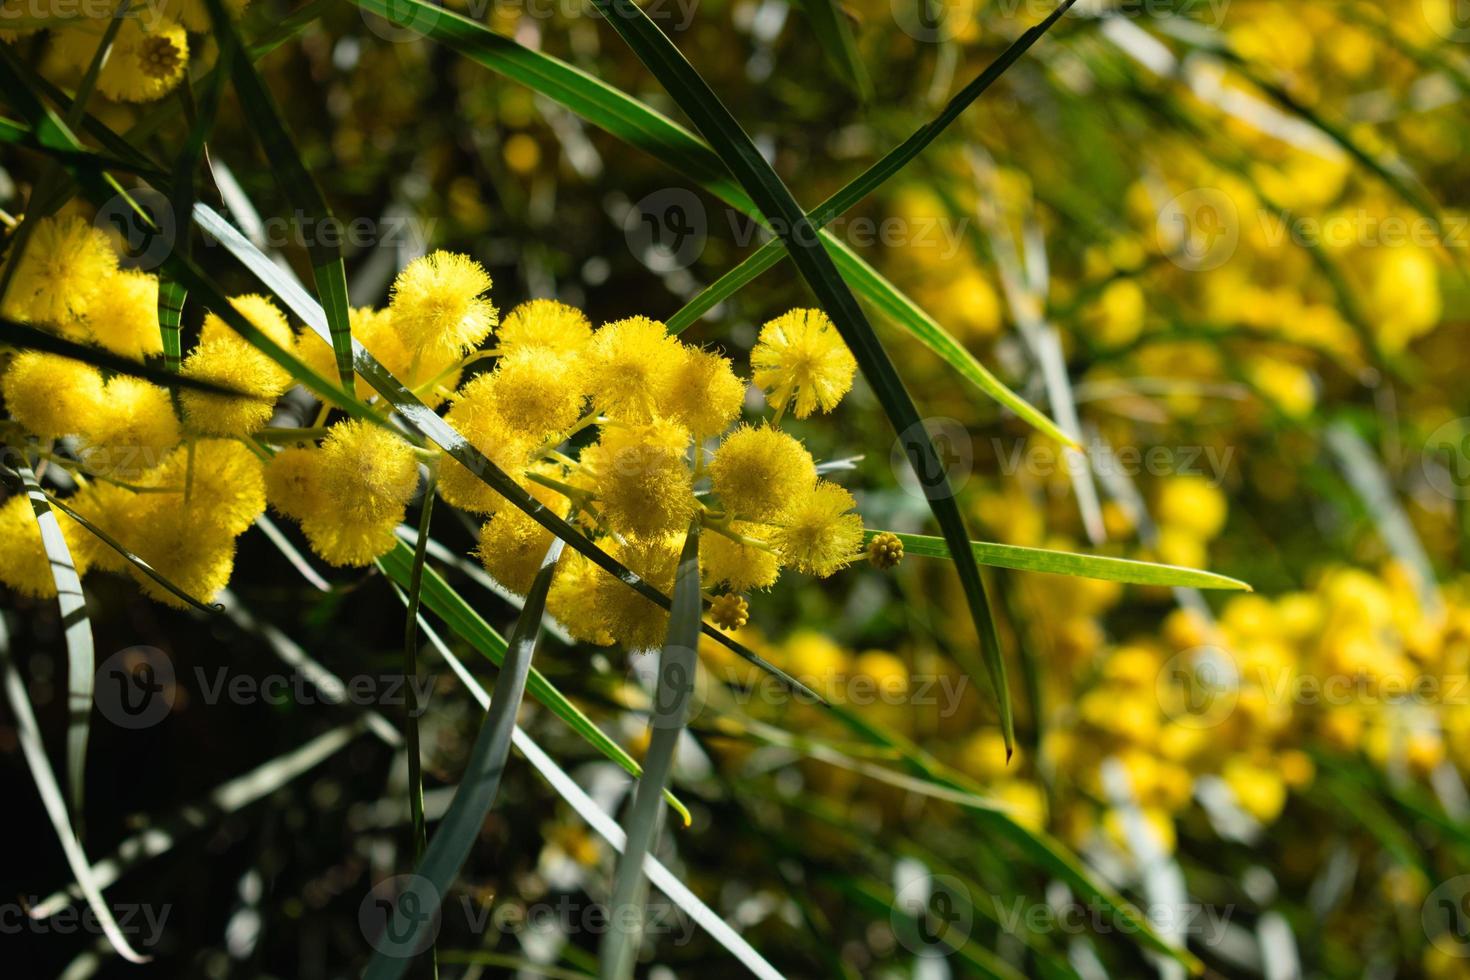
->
0 213 883 646
1 0 250 104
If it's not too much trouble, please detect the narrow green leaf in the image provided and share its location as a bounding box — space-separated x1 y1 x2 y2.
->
600 522 701 980
200 0 355 388
10 471 223 614
401 472 436 866
364 538 565 978
870 530 1252 590
11 461 94 829
376 541 691 824
156 279 187 374
349 0 1067 445
0 617 149 964
419 617 784 980
588 0 1016 752
0 316 241 396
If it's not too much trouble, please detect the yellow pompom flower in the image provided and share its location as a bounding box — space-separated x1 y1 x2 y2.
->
581 419 694 538
589 534 684 651
751 308 856 419
66 481 137 574
147 440 266 536
475 471 570 595
389 251 498 361
662 347 745 436
84 269 162 361
300 307 460 406
200 293 295 355
264 447 325 522
0 493 90 597
709 424 816 521
1 351 105 438
701 522 780 592
438 392 536 515
180 340 286 437
52 19 188 104
294 421 418 567
315 420 419 525
498 299 593 357
466 351 586 441
75 377 180 478
547 550 615 646
122 503 236 607
2 215 117 325
585 316 683 421
769 480 864 577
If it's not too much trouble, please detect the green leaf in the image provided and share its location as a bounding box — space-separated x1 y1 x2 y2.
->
871 530 1253 590
417 617 785 980
364 538 565 978
587 0 1016 752
793 0 872 101
600 522 701 980
376 541 691 825
348 0 1067 446
0 316 241 396
156 279 187 374
10 461 94 829
200 0 355 389
0 617 149 964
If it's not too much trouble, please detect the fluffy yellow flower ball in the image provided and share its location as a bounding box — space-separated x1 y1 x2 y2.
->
1 351 105 439
700 522 779 593
52 19 189 104
389 251 498 362
180 340 286 437
581 419 694 538
497 299 593 357
585 316 683 421
709 424 816 522
475 469 570 596
84 269 162 361
663 347 745 437
0 494 90 598
1157 474 1227 540
2 215 117 326
769 480 864 577
751 308 856 419
464 351 586 442
586 535 684 651
75 377 181 478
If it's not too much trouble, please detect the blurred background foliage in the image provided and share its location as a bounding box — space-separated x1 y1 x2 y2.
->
5 0 1470 977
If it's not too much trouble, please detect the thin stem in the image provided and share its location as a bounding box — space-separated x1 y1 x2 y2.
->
256 426 331 444
402 465 436 859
